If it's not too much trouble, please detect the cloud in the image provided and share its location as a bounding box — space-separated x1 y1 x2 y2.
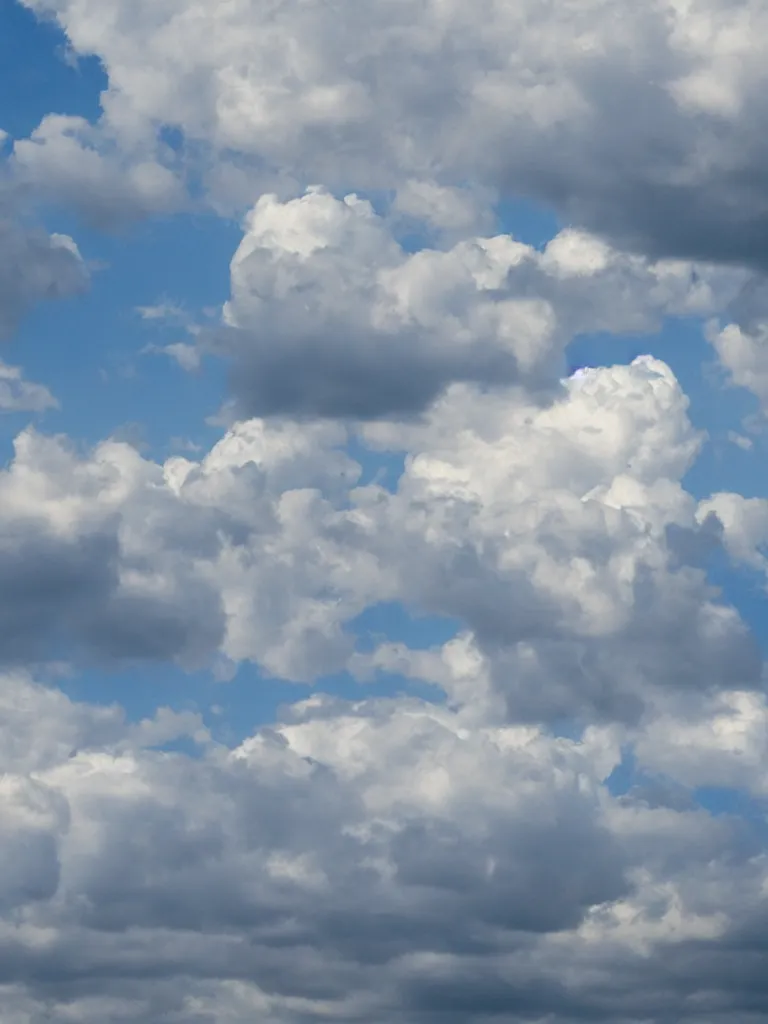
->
351 357 761 723
0 671 763 1021
0 428 224 669
697 491 768 569
0 353 757 715
0 206 87 338
391 180 497 244
11 115 183 227
201 188 738 419
708 322 768 414
0 359 58 412
20 0 768 267
0 419 364 676
636 688 768 794
8 2 768 1019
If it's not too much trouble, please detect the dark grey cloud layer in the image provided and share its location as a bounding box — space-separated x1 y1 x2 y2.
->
0 675 764 1023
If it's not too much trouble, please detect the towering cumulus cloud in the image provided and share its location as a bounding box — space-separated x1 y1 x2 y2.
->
2 0 768 1021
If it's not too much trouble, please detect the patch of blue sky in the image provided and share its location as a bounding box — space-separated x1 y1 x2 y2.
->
694 786 768 846
54 660 292 752
351 600 461 652
0 5 228 458
211 603 458 739
604 746 639 797
706 547 768 654
5 211 240 460
57 655 449 750
346 435 405 491
0 0 106 140
495 195 561 250
51 656 309 747
53 660 218 727
606 747 768 845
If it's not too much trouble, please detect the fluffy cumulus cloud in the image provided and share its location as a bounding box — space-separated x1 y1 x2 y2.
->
206 187 743 418
0 419 365 675
0 356 757 711
0 669 767 1023
703 275 768 413
0 356 763 1020
17 0 768 267
350 356 760 724
5 0 768 1020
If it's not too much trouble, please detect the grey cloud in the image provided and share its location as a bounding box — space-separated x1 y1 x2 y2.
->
206 190 733 420
218 325 524 421
0 676 763 1021
0 418 364 678
0 210 87 337
0 526 225 669
0 777 65 913
351 358 762 724
10 115 183 229
0 432 228 670
503 70 768 270
0 680 627 1017
3 353 749 721
21 0 768 271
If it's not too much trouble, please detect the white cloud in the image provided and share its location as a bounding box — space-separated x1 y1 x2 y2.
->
391 180 497 243
201 188 740 419
709 318 768 410
0 418 365 676
11 115 183 227
698 490 768 568
0 353 755 713
349 357 759 723
20 0 768 265
0 359 58 413
7 2 768 1019
636 688 768 794
704 273 768 412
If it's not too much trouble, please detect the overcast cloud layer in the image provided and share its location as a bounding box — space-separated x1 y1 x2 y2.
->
3 0 768 1021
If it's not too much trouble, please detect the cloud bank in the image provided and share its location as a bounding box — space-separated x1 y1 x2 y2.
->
19 0 768 267
2 0 768 1020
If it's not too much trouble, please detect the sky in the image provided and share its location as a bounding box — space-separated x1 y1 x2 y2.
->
2 0 768 1020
